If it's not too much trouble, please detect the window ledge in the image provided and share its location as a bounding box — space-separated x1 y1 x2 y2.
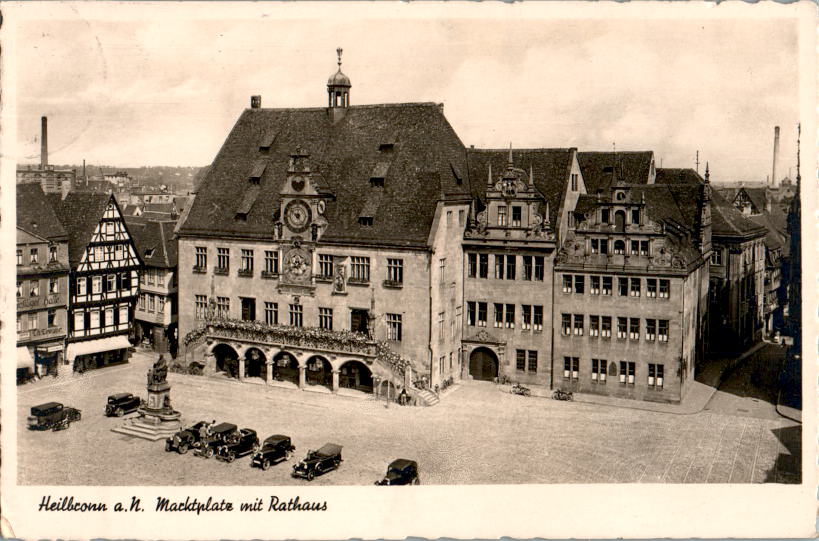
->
237 269 254 278
261 271 279 279
192 266 207 274
347 279 370 287
214 267 229 276
315 275 333 283
382 280 403 289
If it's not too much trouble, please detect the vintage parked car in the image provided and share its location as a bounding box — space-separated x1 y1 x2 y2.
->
194 422 239 458
375 459 420 485
251 435 296 470
292 443 343 481
216 428 260 462
105 393 142 417
165 421 210 454
27 402 82 431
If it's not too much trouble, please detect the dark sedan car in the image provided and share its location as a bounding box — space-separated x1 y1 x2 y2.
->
194 422 238 458
27 402 81 431
105 393 142 417
292 443 342 481
375 459 420 485
251 435 295 470
216 428 260 462
165 421 210 454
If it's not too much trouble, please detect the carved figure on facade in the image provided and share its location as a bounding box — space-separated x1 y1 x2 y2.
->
465 210 489 238
284 245 312 284
333 264 347 294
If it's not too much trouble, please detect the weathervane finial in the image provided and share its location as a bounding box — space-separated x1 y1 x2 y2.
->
337 47 343 68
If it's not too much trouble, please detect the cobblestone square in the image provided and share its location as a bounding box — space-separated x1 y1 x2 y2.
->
17 351 800 486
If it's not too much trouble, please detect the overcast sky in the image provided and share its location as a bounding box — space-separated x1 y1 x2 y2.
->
13 7 801 183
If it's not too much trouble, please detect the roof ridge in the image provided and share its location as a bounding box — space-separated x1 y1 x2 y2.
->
248 101 439 113
468 147 574 153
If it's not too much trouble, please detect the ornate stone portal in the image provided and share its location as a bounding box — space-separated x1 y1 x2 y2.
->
111 355 183 441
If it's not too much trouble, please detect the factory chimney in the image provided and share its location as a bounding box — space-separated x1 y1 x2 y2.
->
40 116 48 168
771 126 780 187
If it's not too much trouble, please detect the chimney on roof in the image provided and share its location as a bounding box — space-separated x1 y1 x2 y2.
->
251 95 261 109
40 116 48 168
771 126 780 188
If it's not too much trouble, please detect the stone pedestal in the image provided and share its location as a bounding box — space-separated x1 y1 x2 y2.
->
111 366 182 441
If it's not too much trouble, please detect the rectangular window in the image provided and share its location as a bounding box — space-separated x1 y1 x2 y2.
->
640 240 649 256
92 276 102 294
157 271 164 286
571 173 578 191
119 305 129 325
589 315 600 337
617 317 627 339
467 301 476 326
479 254 489 278
148 269 156 285
602 208 610 224
467 253 477 278
241 249 254 272
647 278 658 298
521 304 531 330
477 302 487 327
527 350 538 372
27 313 37 330
711 249 723 266
646 319 657 341
89 310 100 329
522 256 532 280
254 300 272 325
195 246 207 269
140 271 146 285
266 250 281 274
497 205 507 226
590 276 600 295
121 272 130 291
619 361 636 385
592 359 607 383
216 248 230 271
658 320 669 342
74 311 85 331
240 297 255 321
563 274 573 293
494 255 505 280
533 305 543 331
629 318 640 340
504 304 515 329
599 239 609 255
106 274 116 292
505 255 516 280
289 304 303 327
659 279 670 299
16 281 21 298
49 277 59 294
618 277 628 296
148 295 156 312
387 258 403 284
534 256 544 281
216 297 229 319
511 206 522 227
47 309 57 328
29 280 39 297
574 275 585 294
387 313 403 341
562 314 572 336
630 278 641 297
602 276 612 296
631 208 640 225
350 257 370 282
49 245 57 262
563 357 579 379
157 296 165 314
439 258 447 284
30 248 38 264
494 303 504 328
613 241 625 255
648 364 664 389
319 307 333 330
573 314 584 336
437 312 445 339
601 316 612 338
630 240 640 256
16 249 22 265
516 350 526 371
591 239 599 254
139 294 146 310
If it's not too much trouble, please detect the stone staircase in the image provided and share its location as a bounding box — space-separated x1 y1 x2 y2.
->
413 388 440 407
111 416 182 441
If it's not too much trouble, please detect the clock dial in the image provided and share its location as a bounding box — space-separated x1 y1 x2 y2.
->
284 200 312 233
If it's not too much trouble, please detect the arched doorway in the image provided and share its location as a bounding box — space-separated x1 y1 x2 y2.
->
469 347 499 381
339 360 373 393
213 343 240 378
244 347 267 380
272 351 300 385
305 355 332 389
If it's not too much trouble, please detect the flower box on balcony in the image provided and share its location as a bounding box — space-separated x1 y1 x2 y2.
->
315 275 333 283
347 278 369 287
214 267 229 276
261 271 279 280
382 280 403 289
237 269 253 278
192 266 207 274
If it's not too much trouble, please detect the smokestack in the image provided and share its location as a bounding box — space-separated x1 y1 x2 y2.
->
771 126 780 187
40 116 48 168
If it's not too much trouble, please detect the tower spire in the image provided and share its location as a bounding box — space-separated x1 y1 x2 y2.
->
337 47 343 67
705 162 710 183
487 162 493 188
508 142 514 166
796 122 801 186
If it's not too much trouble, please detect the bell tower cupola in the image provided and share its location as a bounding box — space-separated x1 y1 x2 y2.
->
327 48 351 122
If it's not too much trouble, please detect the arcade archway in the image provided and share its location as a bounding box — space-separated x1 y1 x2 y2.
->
272 351 300 385
305 355 332 389
339 360 373 393
213 343 240 378
244 347 267 380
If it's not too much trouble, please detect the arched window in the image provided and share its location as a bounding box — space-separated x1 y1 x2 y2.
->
614 210 626 232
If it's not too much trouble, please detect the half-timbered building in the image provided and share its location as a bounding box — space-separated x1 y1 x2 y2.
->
47 193 142 372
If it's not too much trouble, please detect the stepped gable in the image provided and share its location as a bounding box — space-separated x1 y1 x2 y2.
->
45 192 111 267
466 148 574 236
578 151 654 193
17 183 67 241
178 102 471 248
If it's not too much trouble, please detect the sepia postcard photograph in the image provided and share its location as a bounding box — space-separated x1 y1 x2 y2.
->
0 1 816 539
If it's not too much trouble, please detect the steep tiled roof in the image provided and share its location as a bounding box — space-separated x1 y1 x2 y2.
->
709 190 767 239
654 168 703 186
126 218 177 268
742 187 768 213
578 151 654 194
17 183 67 241
145 202 176 214
466 148 574 235
45 192 111 266
178 103 471 247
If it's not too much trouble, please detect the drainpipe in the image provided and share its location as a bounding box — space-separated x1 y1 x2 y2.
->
550 255 556 390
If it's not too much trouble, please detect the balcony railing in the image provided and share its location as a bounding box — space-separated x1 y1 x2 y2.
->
237 268 253 278
214 267 229 276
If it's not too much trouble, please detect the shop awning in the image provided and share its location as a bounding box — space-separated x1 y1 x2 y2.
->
17 347 34 369
66 335 130 361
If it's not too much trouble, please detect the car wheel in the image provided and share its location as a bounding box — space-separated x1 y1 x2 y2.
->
76 412 82 421
115 408 124 417
262 459 270 471
285 450 292 461
334 459 340 468
413 477 420 485
206 448 214 459
227 452 235 463
165 441 172 452
306 471 315 481
179 443 188 454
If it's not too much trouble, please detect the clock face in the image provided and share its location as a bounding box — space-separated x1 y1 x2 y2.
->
284 200 312 233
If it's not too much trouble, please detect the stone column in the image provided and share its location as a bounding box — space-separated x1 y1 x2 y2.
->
332 370 340 393
238 358 245 381
373 376 381 398
265 361 273 385
298 366 306 389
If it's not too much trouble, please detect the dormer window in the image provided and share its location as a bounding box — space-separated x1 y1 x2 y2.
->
571 173 579 191
358 216 374 227
144 249 155 258
379 142 394 152
249 160 266 184
370 178 385 188
259 131 277 151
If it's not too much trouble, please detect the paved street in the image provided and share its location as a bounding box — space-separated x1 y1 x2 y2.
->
17 349 800 485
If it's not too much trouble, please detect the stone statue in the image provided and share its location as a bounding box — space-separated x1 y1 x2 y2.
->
333 265 346 293
148 354 168 386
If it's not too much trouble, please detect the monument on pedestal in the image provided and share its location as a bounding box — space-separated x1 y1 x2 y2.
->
111 355 183 441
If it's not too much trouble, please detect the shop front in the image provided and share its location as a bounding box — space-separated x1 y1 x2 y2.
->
66 335 131 373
